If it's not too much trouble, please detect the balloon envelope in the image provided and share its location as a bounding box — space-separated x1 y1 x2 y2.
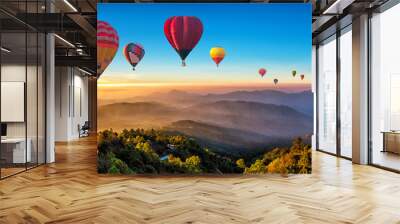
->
274 79 278 85
97 21 119 78
300 74 305 80
259 68 266 77
210 47 225 67
164 16 203 66
123 43 145 70
292 70 297 77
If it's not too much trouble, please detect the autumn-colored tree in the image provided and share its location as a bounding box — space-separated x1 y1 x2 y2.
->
167 154 184 167
245 137 312 175
244 159 266 174
133 135 145 144
108 157 133 174
236 158 246 169
169 135 186 145
297 147 311 174
136 141 159 161
185 155 202 173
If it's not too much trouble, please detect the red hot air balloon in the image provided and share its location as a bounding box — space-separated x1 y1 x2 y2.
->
164 16 203 66
97 21 119 78
300 74 305 80
123 43 145 70
259 68 266 77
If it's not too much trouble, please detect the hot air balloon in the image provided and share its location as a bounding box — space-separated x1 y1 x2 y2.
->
210 47 225 67
274 79 278 85
123 43 145 70
292 70 297 77
97 21 119 78
164 16 203 66
259 68 266 77
300 74 305 80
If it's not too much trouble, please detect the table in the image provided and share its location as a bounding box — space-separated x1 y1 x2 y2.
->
381 131 400 154
1 138 31 163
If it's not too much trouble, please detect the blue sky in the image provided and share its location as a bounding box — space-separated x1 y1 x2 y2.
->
98 3 311 88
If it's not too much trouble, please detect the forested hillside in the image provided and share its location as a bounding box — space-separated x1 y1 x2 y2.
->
97 129 311 175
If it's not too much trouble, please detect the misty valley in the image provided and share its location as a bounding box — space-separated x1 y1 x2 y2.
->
99 89 313 155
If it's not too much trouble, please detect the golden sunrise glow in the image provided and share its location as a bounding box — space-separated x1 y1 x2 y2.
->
97 79 309 88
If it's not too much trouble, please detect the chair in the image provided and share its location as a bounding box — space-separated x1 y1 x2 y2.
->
79 121 90 138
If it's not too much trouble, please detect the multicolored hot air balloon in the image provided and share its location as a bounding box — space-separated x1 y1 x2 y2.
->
123 43 145 70
259 68 266 77
292 70 297 77
210 47 225 67
97 21 119 78
300 74 305 80
164 16 203 66
274 79 278 85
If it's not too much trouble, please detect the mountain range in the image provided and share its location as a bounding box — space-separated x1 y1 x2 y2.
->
102 89 313 115
99 89 313 153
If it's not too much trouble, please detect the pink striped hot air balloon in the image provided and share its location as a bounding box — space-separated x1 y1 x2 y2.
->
97 21 119 78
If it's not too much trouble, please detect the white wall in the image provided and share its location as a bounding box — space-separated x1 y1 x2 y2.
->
1 63 46 164
72 72 89 138
1 65 36 138
55 66 69 141
54 67 89 141
1 65 26 137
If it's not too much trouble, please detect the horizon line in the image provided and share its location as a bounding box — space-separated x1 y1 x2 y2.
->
97 82 311 88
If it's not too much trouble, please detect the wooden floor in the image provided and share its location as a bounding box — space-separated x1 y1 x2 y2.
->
1 167 26 178
372 151 400 171
0 137 400 224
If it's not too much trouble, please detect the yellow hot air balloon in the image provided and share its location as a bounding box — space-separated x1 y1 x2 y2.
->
210 47 225 67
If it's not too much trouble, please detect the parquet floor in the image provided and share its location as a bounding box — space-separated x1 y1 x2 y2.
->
1 137 400 224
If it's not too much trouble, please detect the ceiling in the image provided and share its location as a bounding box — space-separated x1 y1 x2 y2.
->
0 0 97 74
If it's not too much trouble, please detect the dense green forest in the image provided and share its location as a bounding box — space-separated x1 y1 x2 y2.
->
97 129 311 175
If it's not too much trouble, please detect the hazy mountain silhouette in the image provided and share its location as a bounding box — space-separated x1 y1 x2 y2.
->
125 89 313 114
205 90 313 114
98 102 178 130
98 99 312 153
164 120 287 154
182 100 312 138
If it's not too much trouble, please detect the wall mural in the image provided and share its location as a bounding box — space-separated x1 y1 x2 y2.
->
97 3 312 175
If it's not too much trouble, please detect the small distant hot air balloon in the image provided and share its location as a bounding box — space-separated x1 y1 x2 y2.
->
123 43 145 70
164 16 203 66
259 68 266 77
210 47 225 67
274 79 278 85
300 74 305 80
97 21 119 78
292 70 297 77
